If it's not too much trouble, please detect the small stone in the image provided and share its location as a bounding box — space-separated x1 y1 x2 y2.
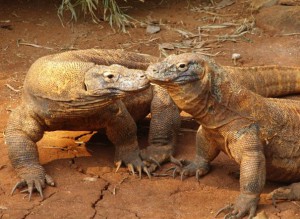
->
83 177 98 182
231 53 241 65
146 25 160 34
231 53 241 60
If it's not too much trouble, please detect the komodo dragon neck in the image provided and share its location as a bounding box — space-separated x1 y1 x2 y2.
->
164 68 267 129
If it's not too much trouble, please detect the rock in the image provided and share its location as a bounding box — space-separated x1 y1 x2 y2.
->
256 6 300 34
146 25 160 34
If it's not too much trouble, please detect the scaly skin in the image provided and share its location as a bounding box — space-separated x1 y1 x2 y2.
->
146 53 300 218
5 49 181 199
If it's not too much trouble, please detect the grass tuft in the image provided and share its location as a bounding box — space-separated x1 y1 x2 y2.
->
58 0 139 32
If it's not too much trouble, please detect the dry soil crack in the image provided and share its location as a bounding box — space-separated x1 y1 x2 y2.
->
22 191 56 219
90 182 110 219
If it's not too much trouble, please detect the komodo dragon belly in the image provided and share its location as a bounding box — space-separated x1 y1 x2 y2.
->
259 101 300 183
264 135 300 182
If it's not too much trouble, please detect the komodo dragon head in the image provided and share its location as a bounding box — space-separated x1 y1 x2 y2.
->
146 53 210 85
84 64 150 98
24 62 150 112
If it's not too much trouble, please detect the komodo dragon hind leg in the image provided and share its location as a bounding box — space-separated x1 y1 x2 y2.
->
5 106 55 200
266 183 300 205
106 101 151 178
140 85 182 172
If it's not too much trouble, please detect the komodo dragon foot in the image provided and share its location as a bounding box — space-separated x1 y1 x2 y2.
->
11 165 55 200
140 145 182 172
166 159 210 181
115 150 151 179
266 183 300 204
215 193 260 219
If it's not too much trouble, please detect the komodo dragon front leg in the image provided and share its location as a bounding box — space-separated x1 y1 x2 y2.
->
107 100 151 178
5 106 54 199
215 123 266 218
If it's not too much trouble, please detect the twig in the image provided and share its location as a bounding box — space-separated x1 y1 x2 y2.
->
113 176 129 195
190 8 237 17
292 201 300 208
200 23 239 30
276 33 300 36
17 40 54 50
5 84 20 92
193 51 222 57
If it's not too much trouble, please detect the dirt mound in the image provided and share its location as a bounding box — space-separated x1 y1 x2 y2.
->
256 5 300 34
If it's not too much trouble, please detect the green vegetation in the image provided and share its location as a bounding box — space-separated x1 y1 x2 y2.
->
57 0 139 32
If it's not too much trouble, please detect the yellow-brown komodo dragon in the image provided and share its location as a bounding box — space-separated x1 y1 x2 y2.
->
5 49 181 199
146 53 300 218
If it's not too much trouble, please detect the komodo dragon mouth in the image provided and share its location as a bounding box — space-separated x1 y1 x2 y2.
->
148 72 199 85
106 83 151 93
88 83 150 100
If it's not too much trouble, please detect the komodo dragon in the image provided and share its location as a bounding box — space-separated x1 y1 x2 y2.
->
146 53 300 218
5 49 181 199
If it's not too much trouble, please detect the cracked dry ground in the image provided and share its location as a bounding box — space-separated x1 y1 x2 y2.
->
1 0 300 218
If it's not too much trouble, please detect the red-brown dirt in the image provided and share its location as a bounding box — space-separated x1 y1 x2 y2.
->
0 0 300 218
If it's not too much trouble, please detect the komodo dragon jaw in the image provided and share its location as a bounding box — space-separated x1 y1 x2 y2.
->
85 64 150 97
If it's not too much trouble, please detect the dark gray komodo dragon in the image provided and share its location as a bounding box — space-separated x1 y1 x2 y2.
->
146 53 300 218
5 49 181 199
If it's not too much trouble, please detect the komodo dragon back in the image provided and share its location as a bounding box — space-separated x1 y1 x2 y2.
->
24 49 159 101
224 65 300 98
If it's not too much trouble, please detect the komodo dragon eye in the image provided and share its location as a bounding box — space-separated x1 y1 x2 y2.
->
103 71 118 82
176 63 188 72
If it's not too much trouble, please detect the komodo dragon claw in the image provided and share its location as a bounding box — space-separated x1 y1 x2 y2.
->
11 174 55 200
115 160 151 179
266 182 300 205
140 145 183 172
127 164 136 176
164 159 210 180
215 194 259 219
